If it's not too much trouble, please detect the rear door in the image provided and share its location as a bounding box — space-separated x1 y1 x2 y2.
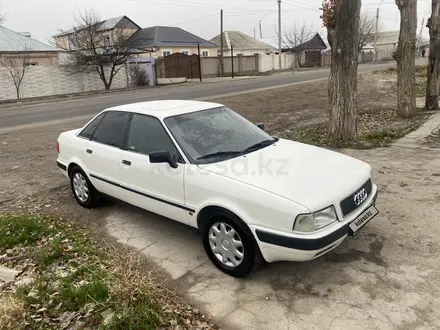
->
85 111 129 198
117 113 189 222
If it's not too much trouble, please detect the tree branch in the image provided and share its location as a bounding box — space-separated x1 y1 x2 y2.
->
56 7 140 90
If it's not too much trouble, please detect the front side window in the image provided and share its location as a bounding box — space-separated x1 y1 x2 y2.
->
164 107 274 164
92 112 129 148
78 113 105 139
127 114 180 158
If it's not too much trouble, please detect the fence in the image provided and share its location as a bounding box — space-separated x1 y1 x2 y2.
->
0 65 129 101
201 55 259 77
258 53 298 72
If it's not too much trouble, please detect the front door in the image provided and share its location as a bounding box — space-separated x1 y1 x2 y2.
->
117 113 188 222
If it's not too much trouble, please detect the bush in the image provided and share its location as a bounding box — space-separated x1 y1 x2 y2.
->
130 64 149 87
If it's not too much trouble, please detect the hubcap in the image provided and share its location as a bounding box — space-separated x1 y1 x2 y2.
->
208 222 244 267
72 172 89 203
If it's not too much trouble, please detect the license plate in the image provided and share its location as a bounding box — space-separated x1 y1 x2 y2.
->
349 205 379 233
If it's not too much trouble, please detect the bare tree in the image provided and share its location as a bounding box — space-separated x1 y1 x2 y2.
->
393 0 418 117
0 52 30 100
358 12 376 51
0 10 7 25
321 0 361 141
426 0 440 110
58 8 141 90
282 23 316 67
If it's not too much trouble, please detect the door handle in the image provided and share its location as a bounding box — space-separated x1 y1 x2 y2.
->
86 149 93 154
122 160 131 166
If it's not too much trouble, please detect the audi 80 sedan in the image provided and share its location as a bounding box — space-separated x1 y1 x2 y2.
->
56 100 379 277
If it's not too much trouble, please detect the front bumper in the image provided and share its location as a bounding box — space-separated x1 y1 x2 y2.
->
252 186 378 263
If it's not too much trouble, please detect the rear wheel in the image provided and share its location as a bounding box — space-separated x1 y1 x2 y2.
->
70 166 100 208
201 212 263 277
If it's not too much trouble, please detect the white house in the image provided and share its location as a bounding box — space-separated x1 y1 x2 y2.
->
210 31 278 56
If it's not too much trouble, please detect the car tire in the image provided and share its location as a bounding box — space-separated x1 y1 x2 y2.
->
200 210 263 278
69 165 100 208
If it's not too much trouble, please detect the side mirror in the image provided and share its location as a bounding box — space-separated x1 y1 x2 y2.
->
149 150 178 169
256 122 265 131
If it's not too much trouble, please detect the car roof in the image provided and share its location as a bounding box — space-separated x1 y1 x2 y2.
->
106 100 224 119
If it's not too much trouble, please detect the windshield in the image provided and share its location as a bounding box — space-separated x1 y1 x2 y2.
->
164 107 274 164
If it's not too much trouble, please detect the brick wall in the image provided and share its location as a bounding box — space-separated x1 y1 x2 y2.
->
0 65 129 101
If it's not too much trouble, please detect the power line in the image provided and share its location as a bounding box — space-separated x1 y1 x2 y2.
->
283 0 321 10
250 2 277 33
171 13 218 26
128 0 265 11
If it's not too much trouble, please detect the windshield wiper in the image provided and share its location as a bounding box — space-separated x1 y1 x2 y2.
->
197 151 243 160
242 138 277 154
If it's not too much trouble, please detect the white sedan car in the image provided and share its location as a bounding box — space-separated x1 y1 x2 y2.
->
56 100 379 277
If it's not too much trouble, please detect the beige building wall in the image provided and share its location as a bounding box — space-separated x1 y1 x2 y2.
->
55 27 138 50
139 47 217 58
0 53 58 66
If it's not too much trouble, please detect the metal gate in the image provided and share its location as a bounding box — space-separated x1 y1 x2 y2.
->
164 53 200 79
361 51 374 63
305 51 322 67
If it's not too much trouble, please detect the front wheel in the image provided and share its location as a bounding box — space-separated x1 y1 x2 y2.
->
201 215 262 278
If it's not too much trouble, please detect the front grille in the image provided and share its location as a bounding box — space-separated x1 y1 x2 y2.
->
340 179 373 217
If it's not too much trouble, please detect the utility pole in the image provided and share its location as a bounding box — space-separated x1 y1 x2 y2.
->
278 0 282 69
220 9 224 77
259 20 262 38
373 0 384 63
416 17 425 55
254 27 256 39
231 44 234 79
197 43 202 82
373 7 379 62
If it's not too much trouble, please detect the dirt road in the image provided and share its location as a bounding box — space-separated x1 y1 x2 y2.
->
1 78 440 329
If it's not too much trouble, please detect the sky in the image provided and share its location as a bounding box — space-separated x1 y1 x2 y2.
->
0 0 432 47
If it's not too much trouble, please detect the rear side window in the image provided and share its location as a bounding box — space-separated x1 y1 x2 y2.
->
78 113 105 139
92 112 129 148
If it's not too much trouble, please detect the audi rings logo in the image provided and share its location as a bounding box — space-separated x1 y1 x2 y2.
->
354 188 368 206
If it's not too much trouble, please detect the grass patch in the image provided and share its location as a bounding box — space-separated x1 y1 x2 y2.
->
0 215 52 249
283 111 429 149
375 65 426 76
0 295 25 329
0 214 214 329
60 278 110 311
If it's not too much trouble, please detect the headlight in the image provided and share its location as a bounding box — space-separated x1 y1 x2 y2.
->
294 206 338 232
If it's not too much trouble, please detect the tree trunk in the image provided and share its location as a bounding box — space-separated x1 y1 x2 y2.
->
426 0 440 110
394 0 418 117
107 64 116 90
97 65 111 90
328 0 361 141
16 87 20 100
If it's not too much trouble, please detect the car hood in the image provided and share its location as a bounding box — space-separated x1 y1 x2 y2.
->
198 139 372 211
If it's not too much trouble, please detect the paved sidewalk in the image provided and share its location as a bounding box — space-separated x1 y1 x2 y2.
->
187 76 256 83
392 107 440 149
105 114 440 329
